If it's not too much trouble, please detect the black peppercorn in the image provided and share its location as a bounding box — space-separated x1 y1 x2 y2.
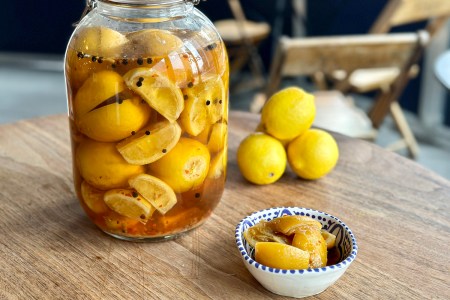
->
132 191 138 198
147 58 153 64
205 43 217 51
145 130 150 135
195 193 201 198
91 56 97 62
98 57 103 63
122 59 128 65
206 100 211 106
162 148 167 153
137 57 143 65
187 82 194 88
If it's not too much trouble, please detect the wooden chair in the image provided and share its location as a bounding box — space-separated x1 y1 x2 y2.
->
214 0 270 91
324 0 450 158
251 31 430 158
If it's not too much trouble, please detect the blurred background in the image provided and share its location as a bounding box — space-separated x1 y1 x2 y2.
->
1 0 449 178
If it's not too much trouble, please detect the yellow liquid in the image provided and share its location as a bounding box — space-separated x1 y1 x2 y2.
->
65 28 228 239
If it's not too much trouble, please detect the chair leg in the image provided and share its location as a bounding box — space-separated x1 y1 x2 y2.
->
369 91 392 128
389 101 420 159
250 92 267 113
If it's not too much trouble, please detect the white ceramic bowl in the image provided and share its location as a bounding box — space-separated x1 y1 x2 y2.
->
235 207 358 298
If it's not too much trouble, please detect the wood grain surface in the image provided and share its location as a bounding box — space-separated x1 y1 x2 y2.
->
0 111 449 299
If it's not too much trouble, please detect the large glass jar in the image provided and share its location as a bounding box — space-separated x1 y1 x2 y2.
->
65 0 228 241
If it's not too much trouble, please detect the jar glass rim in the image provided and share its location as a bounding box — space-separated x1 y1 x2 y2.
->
99 0 189 4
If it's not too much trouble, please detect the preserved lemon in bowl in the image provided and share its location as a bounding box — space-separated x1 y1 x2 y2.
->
65 0 228 241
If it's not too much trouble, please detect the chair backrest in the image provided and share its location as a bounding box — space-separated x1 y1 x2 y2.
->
265 31 429 98
227 0 247 24
370 0 450 37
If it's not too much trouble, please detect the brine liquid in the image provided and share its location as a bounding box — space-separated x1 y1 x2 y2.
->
65 27 229 239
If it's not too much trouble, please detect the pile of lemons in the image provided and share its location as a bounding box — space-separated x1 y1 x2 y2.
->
237 87 339 184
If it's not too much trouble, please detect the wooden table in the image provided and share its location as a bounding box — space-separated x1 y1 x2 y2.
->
1 111 449 299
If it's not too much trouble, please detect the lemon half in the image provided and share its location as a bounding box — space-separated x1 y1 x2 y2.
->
117 120 182 165
104 188 155 221
123 67 184 123
129 174 177 214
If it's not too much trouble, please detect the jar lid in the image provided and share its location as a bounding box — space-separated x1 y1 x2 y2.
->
99 0 203 4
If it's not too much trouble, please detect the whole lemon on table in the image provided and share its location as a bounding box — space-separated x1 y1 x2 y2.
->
237 133 287 185
287 129 339 180
261 87 315 142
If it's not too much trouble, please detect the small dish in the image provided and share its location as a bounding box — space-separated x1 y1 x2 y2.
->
235 207 358 298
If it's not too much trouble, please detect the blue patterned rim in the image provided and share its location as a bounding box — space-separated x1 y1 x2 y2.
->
235 207 358 274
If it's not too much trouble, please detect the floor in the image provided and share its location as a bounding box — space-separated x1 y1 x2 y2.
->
1 64 450 180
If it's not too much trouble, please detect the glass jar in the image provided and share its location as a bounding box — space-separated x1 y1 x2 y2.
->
65 0 228 241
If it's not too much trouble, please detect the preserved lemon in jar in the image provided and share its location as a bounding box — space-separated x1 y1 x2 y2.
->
65 0 228 241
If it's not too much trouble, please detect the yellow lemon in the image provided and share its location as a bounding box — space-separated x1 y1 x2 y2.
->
292 228 328 268
104 189 156 221
270 215 323 236
261 87 315 141
123 67 184 123
179 89 208 136
207 122 227 153
126 29 183 57
207 149 227 179
77 96 152 142
104 215 140 234
243 221 290 248
117 120 182 165
73 26 128 58
255 242 310 270
65 49 108 91
183 76 226 124
237 133 286 185
287 129 339 180
149 138 210 193
321 230 337 250
74 70 125 118
129 174 177 214
76 140 145 190
80 181 108 214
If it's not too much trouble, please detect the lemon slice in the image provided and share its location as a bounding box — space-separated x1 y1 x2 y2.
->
270 215 323 236
128 174 177 214
243 220 290 248
207 122 227 153
207 149 227 179
196 122 211 144
179 90 208 136
255 242 310 270
117 120 181 165
183 76 226 124
104 189 156 221
126 29 183 57
73 26 128 58
148 138 210 193
123 67 184 123
80 181 108 214
292 229 328 268
321 230 336 249
104 215 140 234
